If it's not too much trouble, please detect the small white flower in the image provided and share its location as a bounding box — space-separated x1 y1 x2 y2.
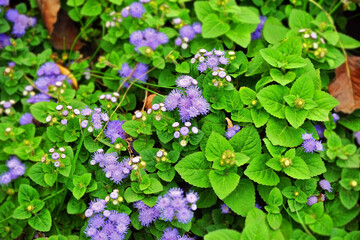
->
132 157 140 163
183 37 189 43
185 122 191 127
49 148 55 153
5 127 12 132
99 94 105 100
190 58 196 64
172 122 179 128
199 49 207 53
66 105 73 110
113 92 120 97
181 43 188 50
88 126 94 132
225 75 232 82
147 109 152 115
61 154 66 159
59 147 65 152
135 111 142 118
110 97 117 103
90 160 96 165
191 203 197 211
74 109 80 115
180 140 187 147
46 115 52 122
199 56 205 62
192 127 199 134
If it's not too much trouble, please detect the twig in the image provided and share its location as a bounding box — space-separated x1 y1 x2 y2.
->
142 89 149 111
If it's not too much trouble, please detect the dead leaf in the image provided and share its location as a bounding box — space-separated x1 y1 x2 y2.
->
328 56 360 114
57 64 78 90
37 0 83 50
145 94 156 110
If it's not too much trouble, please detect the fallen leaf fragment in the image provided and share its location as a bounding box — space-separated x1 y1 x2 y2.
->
57 64 78 90
328 56 360 114
145 94 157 110
37 0 83 50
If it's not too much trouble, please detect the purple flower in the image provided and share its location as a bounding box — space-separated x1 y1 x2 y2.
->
5 9 19 22
118 62 149 87
302 139 317 153
221 203 230 214
302 132 313 140
37 62 60 76
81 120 89 128
332 113 340 123
164 89 182 111
319 179 332 192
129 2 145 18
121 7 129 18
307 196 317 206
104 120 126 144
19 113 33 125
0 172 12 185
61 119 68 125
192 22 202 34
186 191 199 204
176 75 194 88
206 56 219 68
175 37 182 46
161 228 179 240
81 106 93 116
0 0 9 6
0 34 11 49
355 131 360 145
0 156 25 185
314 125 325 138
179 25 195 40
27 93 51 103
255 203 262 209
134 201 160 227
180 127 189 136
52 152 60 160
225 125 241 139
89 199 107 213
251 16 266 40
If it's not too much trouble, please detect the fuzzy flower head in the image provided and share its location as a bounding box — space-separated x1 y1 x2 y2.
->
129 28 168 51
19 113 33 125
225 125 241 139
0 156 25 185
104 120 126 144
0 34 11 49
307 196 317 206
251 16 266 40
319 179 332 192
118 62 149 88
129 2 145 18
301 132 323 153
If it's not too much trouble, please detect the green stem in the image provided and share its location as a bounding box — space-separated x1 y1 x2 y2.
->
42 188 66 201
0 216 12 223
68 133 85 181
329 1 342 15
294 206 315 238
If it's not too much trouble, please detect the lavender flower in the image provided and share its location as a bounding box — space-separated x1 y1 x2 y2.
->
225 125 241 139
89 199 107 213
221 203 230 214
0 0 9 6
104 120 126 144
307 196 317 206
129 2 145 18
179 25 195 40
129 28 168 51
314 125 325 138
319 179 332 192
5 9 37 37
134 201 160 227
355 131 360 145
332 113 340 123
0 34 11 49
27 93 51 103
251 16 266 40
301 132 323 153
118 62 149 88
161 228 179 240
0 156 25 185
176 75 195 88
19 113 33 125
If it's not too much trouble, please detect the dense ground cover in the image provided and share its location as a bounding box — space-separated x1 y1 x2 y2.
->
0 0 360 239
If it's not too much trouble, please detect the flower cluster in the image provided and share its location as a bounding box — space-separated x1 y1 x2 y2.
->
5 9 36 37
161 228 195 240
148 103 167 121
0 0 9 6
301 132 323 153
0 33 11 49
129 28 169 51
104 120 126 144
29 62 71 103
175 22 202 49
172 121 199 147
99 92 120 105
118 62 149 88
225 124 241 139
105 11 122 28
164 76 210 122
0 99 15 115
210 67 232 87
84 198 131 240
191 49 233 73
251 16 266 40
307 179 332 206
134 188 198 227
19 113 34 125
298 28 328 59
155 149 169 162
42 147 67 168
121 1 146 19
0 156 26 185
90 150 132 184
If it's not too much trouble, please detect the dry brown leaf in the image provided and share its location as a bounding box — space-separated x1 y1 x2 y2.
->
328 56 360 114
145 94 157 110
57 64 78 90
37 0 83 50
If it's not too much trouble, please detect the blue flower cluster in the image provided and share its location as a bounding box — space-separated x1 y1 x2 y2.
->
5 9 36 37
84 198 131 240
134 188 199 227
91 150 132 184
191 49 232 73
164 75 210 122
29 62 72 103
251 16 266 40
129 28 169 51
301 132 323 153
104 120 126 143
307 179 332 206
121 1 146 19
19 113 34 125
161 228 195 240
0 156 25 185
174 22 202 49
0 34 10 49
225 125 241 139
0 0 9 6
118 62 149 88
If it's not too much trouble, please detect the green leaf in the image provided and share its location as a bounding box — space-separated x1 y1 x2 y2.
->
257 85 289 119
340 189 359 209
229 126 261 159
267 213 282 230
28 163 48 187
209 170 240 199
122 121 140 137
229 6 259 24
251 108 270 128
28 209 52 232
308 214 333 236
244 154 280 186
308 91 339 121
337 33 360 49
47 126 63 143
175 62 190 73
67 197 86 214
225 23 252 48
67 0 85 6
239 87 257 105
30 101 54 123
290 74 314 99
204 229 241 240
194 1 214 21
44 172 57 187
84 136 104 152
268 187 283 206
285 55 307 69
124 188 144 203
80 0 102 16
285 107 308 129
18 184 39 204
270 69 296 86
175 152 211 188
288 9 313 29
13 205 32 219
263 17 289 44
283 157 310 179
73 187 86 200
223 178 255 216
241 208 270 240
205 131 233 162
327 199 360 227
296 150 326 177
143 178 163 194
202 14 230 38
266 118 303 147
260 49 285 68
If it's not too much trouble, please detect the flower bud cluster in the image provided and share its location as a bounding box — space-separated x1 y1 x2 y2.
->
0 99 15 115
128 156 146 171
148 103 167 121
211 67 232 88
298 28 328 59
155 149 168 162
191 49 234 73
172 121 199 147
220 150 236 166
99 92 120 108
104 189 124 206
105 11 122 28
42 147 67 168
53 104 80 126
3 62 15 78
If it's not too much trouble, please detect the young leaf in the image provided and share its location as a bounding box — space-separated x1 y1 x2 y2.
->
18 184 40 204
202 14 230 38
209 170 240 199
244 154 280 186
229 126 261 159
257 85 289 119
266 118 303 147
270 69 296 86
28 209 52 232
260 48 285 68
205 131 233 162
